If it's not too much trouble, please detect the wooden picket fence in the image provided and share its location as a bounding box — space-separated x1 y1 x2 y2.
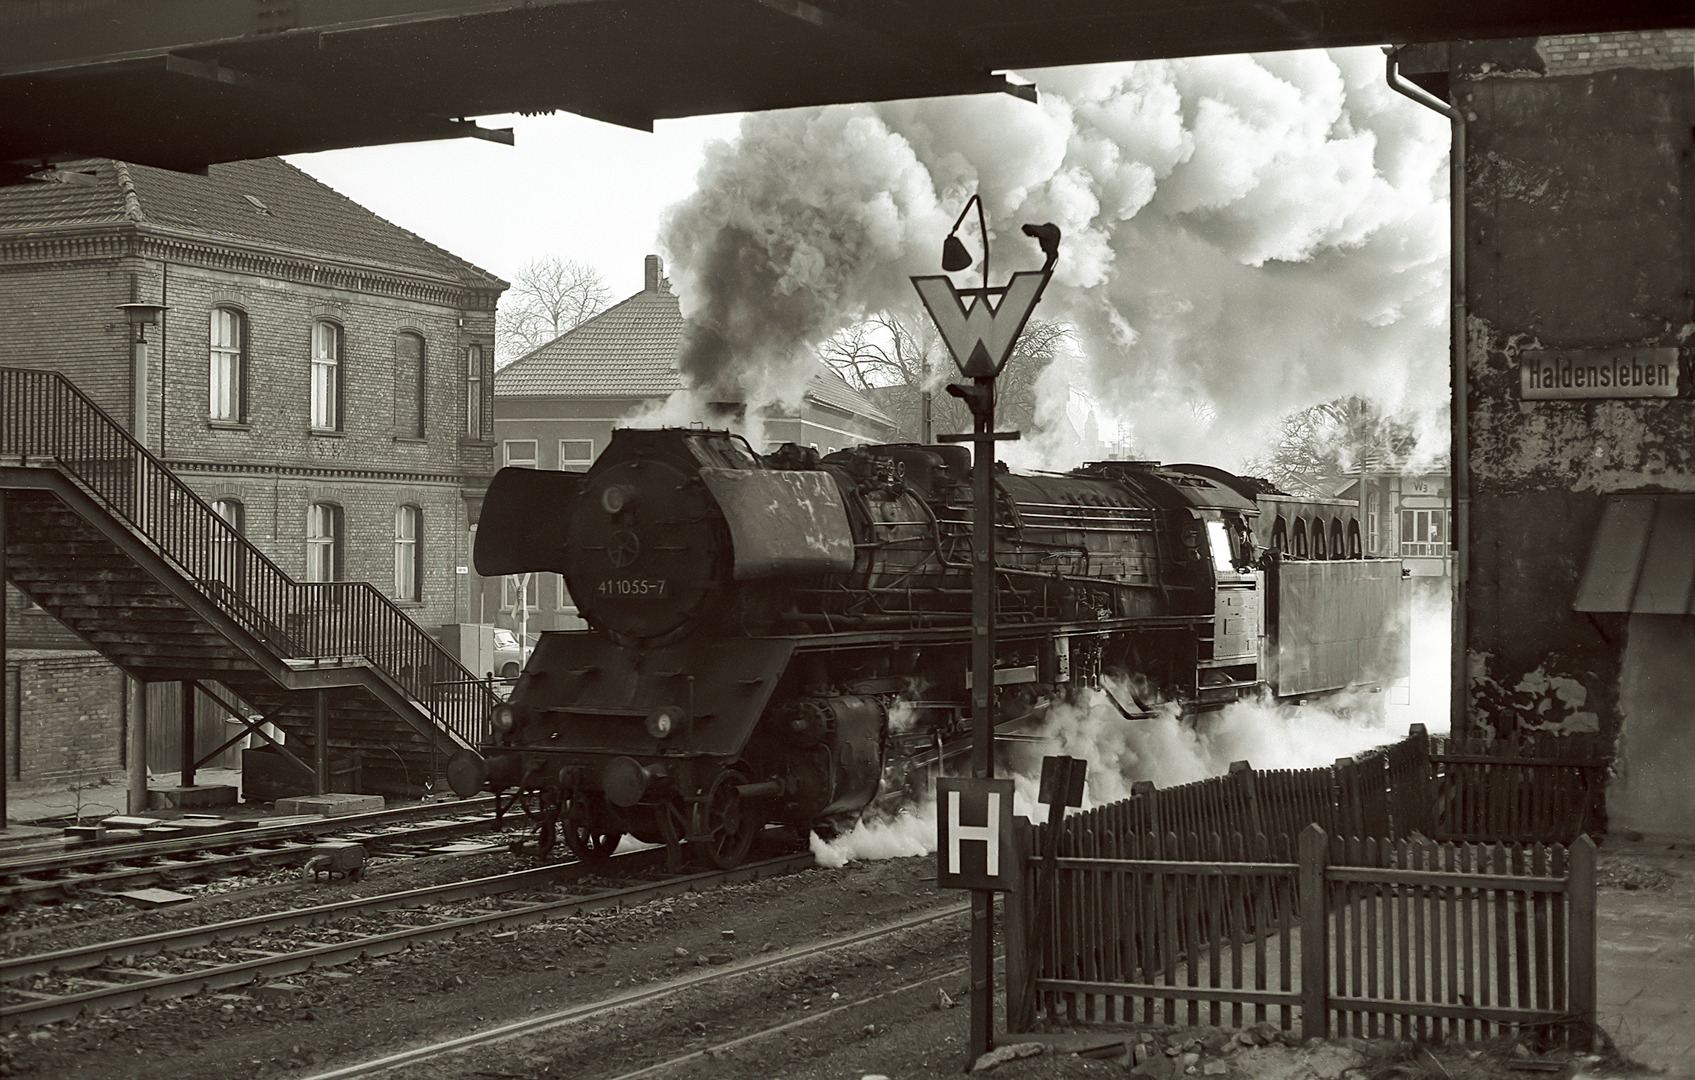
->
1000 725 1607 1041
1045 726 1605 862
1005 822 1597 1044
1430 732 1608 843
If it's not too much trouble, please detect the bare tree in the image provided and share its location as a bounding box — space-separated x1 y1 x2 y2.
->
497 257 613 365
1242 396 1424 497
821 309 1070 443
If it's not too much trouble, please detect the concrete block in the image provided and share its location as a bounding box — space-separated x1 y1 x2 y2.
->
274 793 384 818
100 816 160 830
149 785 238 810
63 824 106 842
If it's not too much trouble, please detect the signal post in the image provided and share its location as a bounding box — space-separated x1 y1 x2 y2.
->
913 204 1058 1063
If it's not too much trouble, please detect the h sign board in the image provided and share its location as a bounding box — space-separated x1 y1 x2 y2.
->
936 777 1017 891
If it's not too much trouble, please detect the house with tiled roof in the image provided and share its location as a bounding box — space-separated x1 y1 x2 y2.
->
491 255 897 630
0 157 505 786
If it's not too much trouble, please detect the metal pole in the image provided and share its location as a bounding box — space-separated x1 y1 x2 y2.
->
969 372 996 1062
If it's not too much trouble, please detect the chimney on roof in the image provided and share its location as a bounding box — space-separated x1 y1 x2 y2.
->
645 255 663 293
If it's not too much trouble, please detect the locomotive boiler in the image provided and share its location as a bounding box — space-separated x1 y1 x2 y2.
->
453 427 1407 869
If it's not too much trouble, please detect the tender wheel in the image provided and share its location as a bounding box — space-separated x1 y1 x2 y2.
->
562 796 624 862
695 769 758 870
509 787 560 858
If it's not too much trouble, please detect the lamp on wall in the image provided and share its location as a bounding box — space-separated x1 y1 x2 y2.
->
117 301 169 343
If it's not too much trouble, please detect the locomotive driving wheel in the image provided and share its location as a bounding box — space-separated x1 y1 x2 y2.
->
695 769 758 870
561 794 624 862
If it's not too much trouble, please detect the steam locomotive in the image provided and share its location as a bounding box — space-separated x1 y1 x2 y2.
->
452 427 1407 869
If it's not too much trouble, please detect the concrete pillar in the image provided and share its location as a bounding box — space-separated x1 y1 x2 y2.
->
313 689 329 796
126 675 148 813
180 680 197 788
1 491 8 829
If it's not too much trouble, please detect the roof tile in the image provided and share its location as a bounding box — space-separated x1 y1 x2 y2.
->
0 158 503 291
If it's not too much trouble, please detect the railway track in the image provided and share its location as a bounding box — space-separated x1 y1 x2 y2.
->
0 797 507 908
293 901 972 1080
0 848 817 1030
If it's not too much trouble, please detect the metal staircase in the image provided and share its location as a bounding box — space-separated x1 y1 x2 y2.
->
0 366 498 796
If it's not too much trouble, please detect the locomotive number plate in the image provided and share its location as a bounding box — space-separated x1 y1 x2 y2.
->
598 577 669 598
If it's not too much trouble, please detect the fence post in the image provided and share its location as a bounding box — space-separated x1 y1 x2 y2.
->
1568 834 1597 1043
1299 822 1329 1041
1359 754 1389 840
1408 723 1433 836
1004 817 1035 1033
1230 760 1262 843
1334 758 1362 840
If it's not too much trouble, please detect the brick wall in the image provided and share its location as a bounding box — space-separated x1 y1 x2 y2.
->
1538 29 1695 76
156 262 485 475
0 253 136 424
4 650 126 791
4 584 89 650
3 230 500 632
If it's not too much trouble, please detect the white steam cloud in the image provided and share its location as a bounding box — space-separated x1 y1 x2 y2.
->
809 592 1454 868
658 47 1450 465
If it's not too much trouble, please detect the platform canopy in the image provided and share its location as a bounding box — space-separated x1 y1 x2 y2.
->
3 0 1692 182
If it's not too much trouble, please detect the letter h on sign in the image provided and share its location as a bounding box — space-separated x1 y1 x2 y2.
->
936 777 1016 891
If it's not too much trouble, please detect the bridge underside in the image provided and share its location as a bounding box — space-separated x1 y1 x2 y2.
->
3 0 1693 179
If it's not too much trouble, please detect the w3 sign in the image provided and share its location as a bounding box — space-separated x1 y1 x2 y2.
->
935 777 1016 892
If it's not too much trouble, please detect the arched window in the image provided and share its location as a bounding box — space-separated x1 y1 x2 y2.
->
1271 516 1287 554
209 308 247 422
1330 518 1345 560
310 321 342 431
394 505 421 601
1292 518 1308 559
1347 519 1363 559
394 332 425 438
306 502 343 582
210 498 244 589
1312 519 1327 559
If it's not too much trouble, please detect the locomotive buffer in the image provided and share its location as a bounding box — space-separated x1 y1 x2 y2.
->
913 203 1058 1063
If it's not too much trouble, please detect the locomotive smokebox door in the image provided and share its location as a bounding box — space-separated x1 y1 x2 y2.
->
446 749 488 798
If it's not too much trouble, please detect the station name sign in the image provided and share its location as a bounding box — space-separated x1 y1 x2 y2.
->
1519 348 1680 400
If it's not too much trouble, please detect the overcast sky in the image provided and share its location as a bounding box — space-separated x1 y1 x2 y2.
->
288 110 746 297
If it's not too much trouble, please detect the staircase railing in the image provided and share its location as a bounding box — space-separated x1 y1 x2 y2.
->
0 366 496 747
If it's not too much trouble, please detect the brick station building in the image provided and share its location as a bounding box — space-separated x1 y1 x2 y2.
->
0 157 505 790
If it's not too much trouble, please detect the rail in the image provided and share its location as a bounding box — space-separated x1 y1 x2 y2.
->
0 366 497 746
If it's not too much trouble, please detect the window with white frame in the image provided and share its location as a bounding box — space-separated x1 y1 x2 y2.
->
310 321 342 430
1400 509 1448 558
465 344 489 439
558 439 594 471
393 505 421 601
306 502 342 582
210 498 244 588
209 308 246 422
1365 491 1380 554
503 440 538 468
394 332 425 438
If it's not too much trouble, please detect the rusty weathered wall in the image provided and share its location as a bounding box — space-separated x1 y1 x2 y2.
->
1459 33 1695 834
1614 614 1695 835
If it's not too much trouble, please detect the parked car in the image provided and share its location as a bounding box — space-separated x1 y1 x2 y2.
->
492 628 539 680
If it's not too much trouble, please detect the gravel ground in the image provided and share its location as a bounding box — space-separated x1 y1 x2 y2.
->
0 842 1667 1080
